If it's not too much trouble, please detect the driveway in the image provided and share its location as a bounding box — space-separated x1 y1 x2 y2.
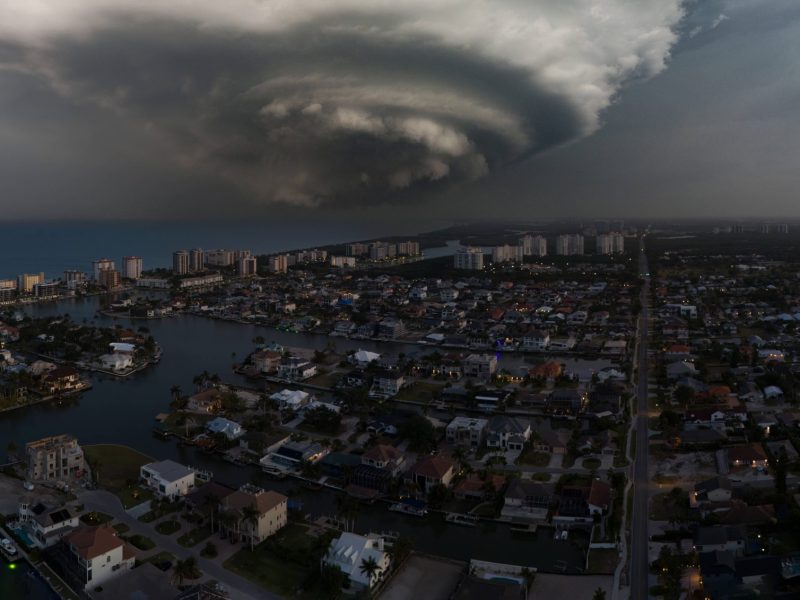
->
78 490 280 600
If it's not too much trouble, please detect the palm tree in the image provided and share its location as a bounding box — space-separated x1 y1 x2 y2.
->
359 556 381 586
592 589 606 600
170 384 182 403
219 510 237 541
240 505 261 551
204 494 221 533
172 556 198 587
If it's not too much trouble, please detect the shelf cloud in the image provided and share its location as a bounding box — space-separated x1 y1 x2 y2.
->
0 1 684 208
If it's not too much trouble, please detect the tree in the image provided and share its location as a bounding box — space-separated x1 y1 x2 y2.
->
319 564 346 599
359 555 380 586
240 505 261 551
592 588 607 600
399 415 437 453
389 536 414 564
771 451 788 496
172 556 199 586
204 494 221 533
427 483 449 509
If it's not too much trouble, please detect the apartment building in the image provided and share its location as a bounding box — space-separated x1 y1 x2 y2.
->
121 256 143 280
454 247 484 270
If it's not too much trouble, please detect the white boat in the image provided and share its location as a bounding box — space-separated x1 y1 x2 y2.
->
388 501 427 517
445 513 479 527
0 538 17 555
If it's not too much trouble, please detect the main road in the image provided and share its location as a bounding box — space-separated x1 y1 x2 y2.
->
630 233 651 598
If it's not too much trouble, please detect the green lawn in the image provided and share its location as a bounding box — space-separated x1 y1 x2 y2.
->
83 444 154 508
143 551 176 566
178 526 213 548
224 548 310 598
155 519 182 535
112 523 130 535
531 472 552 482
518 449 551 467
127 534 156 550
80 511 113 526
587 548 619 574
583 458 602 470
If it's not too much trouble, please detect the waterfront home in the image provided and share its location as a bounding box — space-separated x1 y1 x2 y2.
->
28 359 57 377
18 500 79 548
185 389 224 413
263 440 327 470
445 416 488 448
25 434 85 482
454 473 506 500
252 349 282 374
64 525 135 590
270 388 311 411
351 349 381 367
99 352 133 371
370 370 405 398
522 329 550 351
140 460 196 499
277 356 317 381
41 366 82 394
206 417 245 440
219 484 288 546
405 455 456 494
361 444 405 475
462 354 497 380
501 478 551 521
485 416 531 451
323 532 391 590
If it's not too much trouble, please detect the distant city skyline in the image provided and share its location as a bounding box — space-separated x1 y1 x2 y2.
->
1 1 799 220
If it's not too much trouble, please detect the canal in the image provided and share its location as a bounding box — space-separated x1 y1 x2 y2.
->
0 296 588 572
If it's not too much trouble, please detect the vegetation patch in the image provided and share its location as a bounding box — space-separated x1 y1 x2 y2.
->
83 444 154 508
155 519 182 535
178 525 212 548
127 534 156 551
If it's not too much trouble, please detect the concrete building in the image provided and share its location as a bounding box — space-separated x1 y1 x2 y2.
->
121 256 143 280
454 247 484 270
189 248 204 272
330 256 356 268
492 244 523 263
556 234 585 256
62 271 86 290
92 259 115 281
596 233 625 255
396 241 420 255
98 269 121 290
237 256 258 276
25 434 85 482
33 281 60 297
206 249 235 267
463 353 498 379
173 250 190 275
346 243 369 256
268 254 289 274
520 234 548 257
17 272 45 293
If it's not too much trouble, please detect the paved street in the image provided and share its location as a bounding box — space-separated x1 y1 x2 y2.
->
79 490 279 600
630 235 651 600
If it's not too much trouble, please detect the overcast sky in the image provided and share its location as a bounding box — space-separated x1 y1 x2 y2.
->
0 0 797 221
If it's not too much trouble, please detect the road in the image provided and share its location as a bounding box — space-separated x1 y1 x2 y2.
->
79 490 280 600
630 234 651 599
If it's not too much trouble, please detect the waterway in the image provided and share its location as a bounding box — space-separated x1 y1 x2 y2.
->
0 558 60 600
0 296 588 572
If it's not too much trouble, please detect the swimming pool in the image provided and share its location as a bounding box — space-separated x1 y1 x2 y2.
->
8 526 35 548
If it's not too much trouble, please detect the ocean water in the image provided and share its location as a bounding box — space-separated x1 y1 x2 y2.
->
0 219 450 280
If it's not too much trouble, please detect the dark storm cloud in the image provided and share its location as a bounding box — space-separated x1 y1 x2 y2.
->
0 1 683 214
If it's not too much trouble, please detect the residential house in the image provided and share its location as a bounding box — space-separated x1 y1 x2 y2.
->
64 526 135 590
361 445 405 475
501 478 551 521
252 350 282 373
18 501 80 548
728 443 768 470
277 356 317 381
370 370 405 398
587 479 612 514
445 416 488 448
206 417 245 440
405 455 456 494
140 460 196 499
453 473 505 500
522 330 550 351
185 389 224 414
463 354 498 380
323 533 391 590
691 476 732 507
219 484 288 546
264 440 327 470
693 525 747 555
270 389 311 411
485 416 531 451
41 366 82 394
